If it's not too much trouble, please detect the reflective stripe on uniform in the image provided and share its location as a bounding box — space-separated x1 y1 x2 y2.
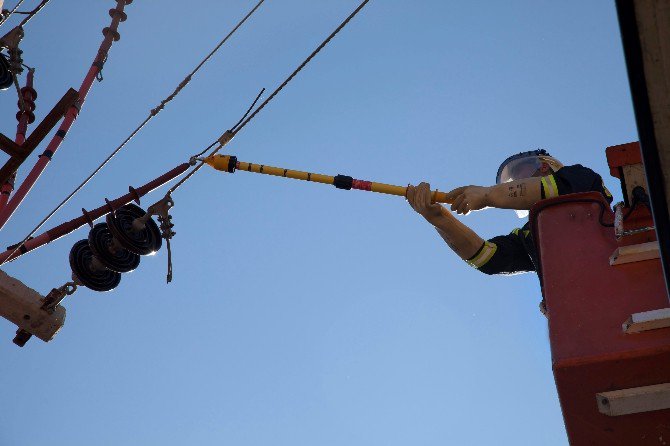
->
466 241 498 269
541 175 559 198
512 227 530 237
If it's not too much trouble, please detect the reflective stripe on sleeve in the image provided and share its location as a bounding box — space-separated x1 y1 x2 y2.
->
466 241 498 269
541 175 559 198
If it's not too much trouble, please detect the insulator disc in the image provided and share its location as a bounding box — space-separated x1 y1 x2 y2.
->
16 110 35 124
20 86 37 101
88 223 140 273
0 54 14 91
69 239 121 292
106 204 162 256
18 99 36 112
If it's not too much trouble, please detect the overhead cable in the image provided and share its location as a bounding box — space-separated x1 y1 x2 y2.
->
168 0 372 196
2 0 372 267
0 0 133 234
233 0 371 134
17 0 50 28
0 0 26 27
0 0 265 267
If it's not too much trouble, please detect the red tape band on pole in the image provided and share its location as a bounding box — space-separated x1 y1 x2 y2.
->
352 179 372 191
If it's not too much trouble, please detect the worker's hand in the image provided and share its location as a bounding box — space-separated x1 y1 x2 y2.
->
445 185 490 215
406 182 444 223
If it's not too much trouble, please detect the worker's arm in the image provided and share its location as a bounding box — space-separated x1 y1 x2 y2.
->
406 182 484 260
445 177 543 215
407 182 535 274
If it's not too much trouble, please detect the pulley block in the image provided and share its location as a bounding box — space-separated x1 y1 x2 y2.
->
69 239 121 292
106 204 162 256
88 223 140 273
0 53 14 91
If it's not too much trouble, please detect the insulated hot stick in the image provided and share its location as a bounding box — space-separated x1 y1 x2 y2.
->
204 155 454 204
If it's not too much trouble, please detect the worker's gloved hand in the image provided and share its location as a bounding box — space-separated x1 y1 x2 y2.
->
445 185 490 215
406 182 444 223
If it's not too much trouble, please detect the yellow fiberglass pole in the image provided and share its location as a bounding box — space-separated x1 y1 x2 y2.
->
204 154 453 204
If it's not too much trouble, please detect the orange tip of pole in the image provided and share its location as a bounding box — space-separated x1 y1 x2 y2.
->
204 154 237 173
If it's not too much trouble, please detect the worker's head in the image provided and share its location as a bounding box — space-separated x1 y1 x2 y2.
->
496 149 563 185
496 149 564 218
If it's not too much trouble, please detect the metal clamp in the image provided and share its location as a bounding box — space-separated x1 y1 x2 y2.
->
13 281 77 347
145 194 176 283
218 130 235 146
41 282 77 314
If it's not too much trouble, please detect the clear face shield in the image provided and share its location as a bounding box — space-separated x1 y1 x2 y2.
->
496 155 544 219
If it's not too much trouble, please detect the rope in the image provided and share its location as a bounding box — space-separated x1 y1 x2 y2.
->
0 0 265 268
0 0 26 27
167 0 373 197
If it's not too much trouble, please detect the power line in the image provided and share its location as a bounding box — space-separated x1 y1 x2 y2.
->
0 0 265 267
233 0 371 135
0 0 51 28
2 0 373 267
0 0 26 27
17 0 50 28
166 0 373 196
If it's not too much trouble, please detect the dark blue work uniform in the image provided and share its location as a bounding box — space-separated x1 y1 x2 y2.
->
465 165 613 275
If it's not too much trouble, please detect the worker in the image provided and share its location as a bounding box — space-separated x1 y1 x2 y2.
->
406 150 613 278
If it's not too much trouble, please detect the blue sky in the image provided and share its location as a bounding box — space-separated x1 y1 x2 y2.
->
0 1 636 445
